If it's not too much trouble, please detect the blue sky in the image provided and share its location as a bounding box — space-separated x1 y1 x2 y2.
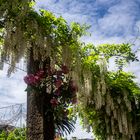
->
35 0 140 79
36 0 140 44
0 0 140 139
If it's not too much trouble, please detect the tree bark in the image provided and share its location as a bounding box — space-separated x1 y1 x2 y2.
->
27 47 55 140
27 47 44 140
27 90 44 140
43 93 55 140
42 58 55 140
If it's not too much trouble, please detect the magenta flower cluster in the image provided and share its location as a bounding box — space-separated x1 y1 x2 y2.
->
24 70 44 85
24 65 78 108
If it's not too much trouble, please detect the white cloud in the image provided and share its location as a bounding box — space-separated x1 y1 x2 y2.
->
97 0 139 36
98 13 132 36
35 0 140 39
136 20 140 28
0 64 26 107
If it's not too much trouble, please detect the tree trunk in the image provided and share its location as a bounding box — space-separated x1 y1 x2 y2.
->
27 47 55 140
42 56 55 140
43 93 55 140
27 89 44 140
27 47 44 140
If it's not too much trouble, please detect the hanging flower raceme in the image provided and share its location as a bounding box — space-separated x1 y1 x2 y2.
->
24 64 78 136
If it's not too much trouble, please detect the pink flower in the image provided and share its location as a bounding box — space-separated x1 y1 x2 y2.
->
61 65 69 74
34 75 41 83
24 74 41 85
24 76 30 84
50 98 59 107
24 74 35 85
36 70 44 78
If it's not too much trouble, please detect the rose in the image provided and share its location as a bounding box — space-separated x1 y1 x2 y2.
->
36 69 44 78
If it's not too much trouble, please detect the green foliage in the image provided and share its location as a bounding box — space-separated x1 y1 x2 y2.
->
0 128 26 140
79 71 140 139
0 0 88 75
7 128 26 140
0 131 7 139
107 71 140 96
97 43 138 69
81 43 138 70
78 43 140 140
